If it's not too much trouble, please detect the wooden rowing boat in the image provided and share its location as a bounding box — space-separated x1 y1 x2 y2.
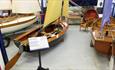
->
14 21 68 51
91 17 115 55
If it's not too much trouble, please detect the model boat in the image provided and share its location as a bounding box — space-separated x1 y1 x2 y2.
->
5 0 69 69
0 0 40 34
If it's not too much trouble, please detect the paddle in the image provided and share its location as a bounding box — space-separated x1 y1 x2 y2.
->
5 45 23 70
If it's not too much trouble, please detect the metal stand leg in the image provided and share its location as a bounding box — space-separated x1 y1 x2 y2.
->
37 51 49 70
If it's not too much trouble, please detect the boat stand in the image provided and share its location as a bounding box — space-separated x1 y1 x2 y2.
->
37 51 49 70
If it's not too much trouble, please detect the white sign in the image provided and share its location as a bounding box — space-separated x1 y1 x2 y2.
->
97 0 104 7
113 0 115 3
28 36 49 51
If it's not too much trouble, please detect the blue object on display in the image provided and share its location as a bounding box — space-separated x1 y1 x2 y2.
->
0 30 8 65
100 0 112 31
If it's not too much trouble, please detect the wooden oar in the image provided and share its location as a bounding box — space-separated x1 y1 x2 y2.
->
5 25 42 70
5 52 21 70
5 45 23 70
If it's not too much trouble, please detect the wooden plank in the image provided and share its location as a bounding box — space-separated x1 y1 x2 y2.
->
5 52 21 70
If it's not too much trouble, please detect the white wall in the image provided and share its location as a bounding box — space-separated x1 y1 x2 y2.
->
0 50 4 70
97 0 104 7
113 0 115 3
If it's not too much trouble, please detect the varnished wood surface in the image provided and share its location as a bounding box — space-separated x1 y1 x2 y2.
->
0 15 36 28
92 17 115 31
80 9 99 30
91 31 115 55
5 52 21 70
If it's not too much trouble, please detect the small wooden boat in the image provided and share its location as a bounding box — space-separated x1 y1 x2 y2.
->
1 15 36 34
14 21 68 51
0 0 40 34
80 9 99 31
91 17 115 55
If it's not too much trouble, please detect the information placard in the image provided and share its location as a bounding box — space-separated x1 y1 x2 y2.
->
28 36 49 51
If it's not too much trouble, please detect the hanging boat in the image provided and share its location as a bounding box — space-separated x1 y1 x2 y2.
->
0 0 41 34
14 0 69 52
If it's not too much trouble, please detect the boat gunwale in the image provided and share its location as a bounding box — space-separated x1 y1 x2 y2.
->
0 15 36 28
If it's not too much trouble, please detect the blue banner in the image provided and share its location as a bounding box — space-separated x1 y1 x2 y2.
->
100 0 112 31
40 0 45 24
0 30 8 65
